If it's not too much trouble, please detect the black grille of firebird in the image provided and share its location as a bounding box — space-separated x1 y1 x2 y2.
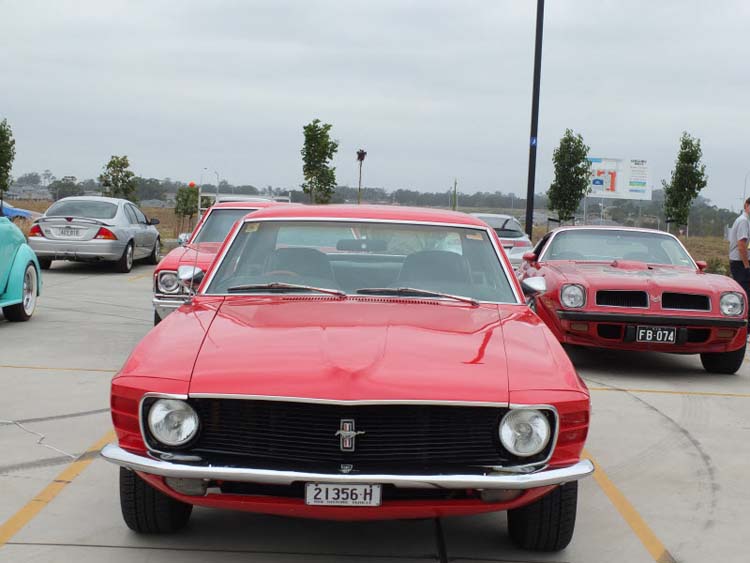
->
661 292 710 311
183 399 554 469
596 290 648 308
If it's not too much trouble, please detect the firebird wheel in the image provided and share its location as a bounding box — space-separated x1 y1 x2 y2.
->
119 468 192 533
153 310 162 326
507 481 578 552
700 343 746 375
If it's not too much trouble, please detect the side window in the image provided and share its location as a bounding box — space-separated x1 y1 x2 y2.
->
124 205 138 224
132 206 148 224
533 233 551 259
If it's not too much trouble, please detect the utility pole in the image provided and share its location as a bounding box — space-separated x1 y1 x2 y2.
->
452 178 458 211
356 149 367 204
524 0 545 238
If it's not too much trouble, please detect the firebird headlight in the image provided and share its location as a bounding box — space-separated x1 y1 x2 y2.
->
720 292 744 316
147 399 199 447
560 284 586 308
157 271 181 294
499 409 551 457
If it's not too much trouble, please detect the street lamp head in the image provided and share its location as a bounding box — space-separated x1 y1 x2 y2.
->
357 149 367 162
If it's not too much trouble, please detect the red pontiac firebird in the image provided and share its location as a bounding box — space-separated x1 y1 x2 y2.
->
152 200 281 325
103 205 593 552
519 226 747 374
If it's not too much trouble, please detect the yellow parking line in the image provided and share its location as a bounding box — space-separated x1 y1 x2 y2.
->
584 449 675 563
127 273 151 282
0 365 117 374
588 386 750 399
0 430 115 547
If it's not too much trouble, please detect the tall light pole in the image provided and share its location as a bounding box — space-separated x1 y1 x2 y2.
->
743 170 750 203
356 149 367 204
524 0 545 238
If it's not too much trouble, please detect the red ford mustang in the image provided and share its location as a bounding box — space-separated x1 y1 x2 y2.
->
103 205 593 552
519 226 747 374
152 201 280 325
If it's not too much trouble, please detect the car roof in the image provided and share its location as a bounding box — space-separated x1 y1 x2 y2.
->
211 200 284 209
551 225 672 236
52 196 125 205
242 205 489 226
471 213 516 220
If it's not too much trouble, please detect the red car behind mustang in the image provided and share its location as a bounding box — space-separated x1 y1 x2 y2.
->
518 226 747 374
104 205 593 552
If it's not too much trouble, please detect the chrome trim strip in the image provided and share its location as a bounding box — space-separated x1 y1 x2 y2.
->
200 216 523 305
101 444 594 490
186 393 510 407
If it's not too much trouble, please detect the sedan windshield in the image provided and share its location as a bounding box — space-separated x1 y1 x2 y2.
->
206 220 516 303
192 208 257 243
474 215 525 238
543 229 695 267
46 200 118 220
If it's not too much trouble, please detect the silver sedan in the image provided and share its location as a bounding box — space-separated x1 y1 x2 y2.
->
28 196 161 273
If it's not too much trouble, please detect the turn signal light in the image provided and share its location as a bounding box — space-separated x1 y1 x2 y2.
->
28 224 43 237
570 322 589 332
95 227 118 240
716 329 736 339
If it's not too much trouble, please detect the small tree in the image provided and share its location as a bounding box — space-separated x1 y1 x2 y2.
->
174 186 198 233
48 178 84 201
0 118 16 214
547 129 591 222
99 155 137 201
663 132 707 229
301 119 338 204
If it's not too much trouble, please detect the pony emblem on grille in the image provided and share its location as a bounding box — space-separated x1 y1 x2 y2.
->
335 419 365 452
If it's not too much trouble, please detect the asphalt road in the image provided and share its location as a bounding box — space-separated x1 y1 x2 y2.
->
1 262 749 562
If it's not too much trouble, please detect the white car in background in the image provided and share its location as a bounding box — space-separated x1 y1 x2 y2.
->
471 213 532 268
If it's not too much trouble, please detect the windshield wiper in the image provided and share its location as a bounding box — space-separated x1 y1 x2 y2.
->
356 287 479 307
227 282 346 298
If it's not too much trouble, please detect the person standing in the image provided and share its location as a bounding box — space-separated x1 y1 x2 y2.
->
728 198 750 298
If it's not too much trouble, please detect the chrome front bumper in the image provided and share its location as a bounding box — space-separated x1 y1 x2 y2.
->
101 444 594 490
153 296 187 320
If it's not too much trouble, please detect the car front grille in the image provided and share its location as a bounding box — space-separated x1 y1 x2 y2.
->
661 292 710 311
596 290 648 308
176 399 554 470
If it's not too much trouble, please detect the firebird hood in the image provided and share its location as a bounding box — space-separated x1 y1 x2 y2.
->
550 261 738 293
158 242 223 271
188 298 519 403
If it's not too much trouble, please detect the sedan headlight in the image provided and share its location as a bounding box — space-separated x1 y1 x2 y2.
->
147 399 199 447
157 271 181 294
560 284 586 308
499 409 551 457
720 292 744 316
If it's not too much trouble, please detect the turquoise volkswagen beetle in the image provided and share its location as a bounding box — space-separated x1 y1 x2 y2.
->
0 216 41 321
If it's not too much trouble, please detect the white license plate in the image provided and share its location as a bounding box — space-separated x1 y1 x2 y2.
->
304 483 382 506
57 227 80 237
636 326 676 343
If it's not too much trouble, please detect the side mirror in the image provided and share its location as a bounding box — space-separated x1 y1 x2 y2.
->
177 233 190 246
696 260 707 272
150 217 161 225
522 251 537 264
177 265 205 292
521 277 547 296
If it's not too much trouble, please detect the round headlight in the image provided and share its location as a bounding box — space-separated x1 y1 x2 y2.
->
499 409 551 457
147 399 199 447
560 284 586 308
720 292 744 316
158 272 180 294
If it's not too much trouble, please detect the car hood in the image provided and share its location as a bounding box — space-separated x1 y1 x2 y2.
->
158 242 223 271
188 297 517 402
549 261 739 293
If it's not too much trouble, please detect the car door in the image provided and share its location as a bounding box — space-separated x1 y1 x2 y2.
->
133 204 157 253
123 204 146 258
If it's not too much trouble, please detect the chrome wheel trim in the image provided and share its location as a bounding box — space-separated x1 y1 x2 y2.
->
126 244 134 269
22 265 37 316
154 239 161 262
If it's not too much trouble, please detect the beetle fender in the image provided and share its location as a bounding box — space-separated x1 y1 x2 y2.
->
2 244 41 304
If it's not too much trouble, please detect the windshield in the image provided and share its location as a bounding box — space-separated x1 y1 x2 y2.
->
206 220 516 302
474 215 525 238
543 229 695 267
46 200 118 220
192 208 257 243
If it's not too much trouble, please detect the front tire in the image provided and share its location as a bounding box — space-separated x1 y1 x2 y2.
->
3 263 38 322
119 468 192 533
153 310 161 326
700 343 746 374
507 482 578 552
115 242 134 273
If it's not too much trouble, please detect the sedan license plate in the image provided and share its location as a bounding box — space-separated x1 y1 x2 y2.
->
636 326 676 343
57 227 80 238
305 483 381 507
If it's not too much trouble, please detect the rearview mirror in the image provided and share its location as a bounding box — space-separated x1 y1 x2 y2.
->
177 233 190 246
177 265 204 292
521 277 546 296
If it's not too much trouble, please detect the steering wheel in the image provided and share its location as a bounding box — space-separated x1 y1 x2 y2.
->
265 270 301 278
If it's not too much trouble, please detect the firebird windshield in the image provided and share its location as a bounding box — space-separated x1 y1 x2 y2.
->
543 229 695 267
192 209 257 244
206 220 516 303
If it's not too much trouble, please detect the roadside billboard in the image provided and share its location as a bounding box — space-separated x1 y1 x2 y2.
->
588 158 651 201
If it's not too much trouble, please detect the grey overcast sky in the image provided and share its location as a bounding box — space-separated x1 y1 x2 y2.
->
2 0 749 208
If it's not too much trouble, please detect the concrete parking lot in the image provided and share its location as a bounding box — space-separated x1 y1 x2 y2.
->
1 263 749 562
